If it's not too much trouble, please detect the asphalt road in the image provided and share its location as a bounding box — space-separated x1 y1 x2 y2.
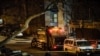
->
0 36 100 56
5 43 100 56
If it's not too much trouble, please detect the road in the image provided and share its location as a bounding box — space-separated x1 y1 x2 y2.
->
0 36 100 56
2 37 62 56
5 43 65 56
5 43 100 56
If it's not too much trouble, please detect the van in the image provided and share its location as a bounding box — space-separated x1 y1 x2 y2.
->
63 38 94 53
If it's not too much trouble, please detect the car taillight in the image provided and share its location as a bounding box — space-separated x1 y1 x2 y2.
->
91 44 97 49
53 45 57 49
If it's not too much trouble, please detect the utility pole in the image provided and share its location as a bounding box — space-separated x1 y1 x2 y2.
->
57 2 65 27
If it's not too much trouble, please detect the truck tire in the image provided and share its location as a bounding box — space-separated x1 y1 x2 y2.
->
31 41 38 48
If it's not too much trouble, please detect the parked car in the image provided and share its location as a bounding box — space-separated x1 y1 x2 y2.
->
63 38 94 53
96 40 100 50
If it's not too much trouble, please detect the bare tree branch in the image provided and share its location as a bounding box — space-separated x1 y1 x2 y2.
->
0 12 45 47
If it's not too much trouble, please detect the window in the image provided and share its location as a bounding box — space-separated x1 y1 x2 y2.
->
76 41 91 46
64 40 74 44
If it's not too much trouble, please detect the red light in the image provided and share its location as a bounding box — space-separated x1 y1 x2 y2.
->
48 29 53 33
48 27 66 36
53 45 57 49
91 44 97 49
59 29 64 33
90 40 97 49
58 28 65 34
48 27 58 34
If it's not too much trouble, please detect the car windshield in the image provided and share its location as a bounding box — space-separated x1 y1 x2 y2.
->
76 41 91 46
64 40 73 44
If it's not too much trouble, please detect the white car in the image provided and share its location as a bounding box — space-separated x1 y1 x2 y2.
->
63 38 94 53
97 41 100 49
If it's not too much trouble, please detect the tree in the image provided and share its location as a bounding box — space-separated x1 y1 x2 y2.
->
0 0 60 47
0 12 45 47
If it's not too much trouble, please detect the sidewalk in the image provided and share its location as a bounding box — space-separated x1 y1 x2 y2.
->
0 36 32 44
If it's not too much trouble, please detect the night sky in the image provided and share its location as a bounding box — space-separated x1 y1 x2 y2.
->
0 0 100 20
71 0 100 20
87 0 100 20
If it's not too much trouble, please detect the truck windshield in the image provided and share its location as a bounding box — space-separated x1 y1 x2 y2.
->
76 41 91 46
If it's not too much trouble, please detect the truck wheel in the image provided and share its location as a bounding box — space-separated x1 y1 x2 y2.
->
31 41 37 48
